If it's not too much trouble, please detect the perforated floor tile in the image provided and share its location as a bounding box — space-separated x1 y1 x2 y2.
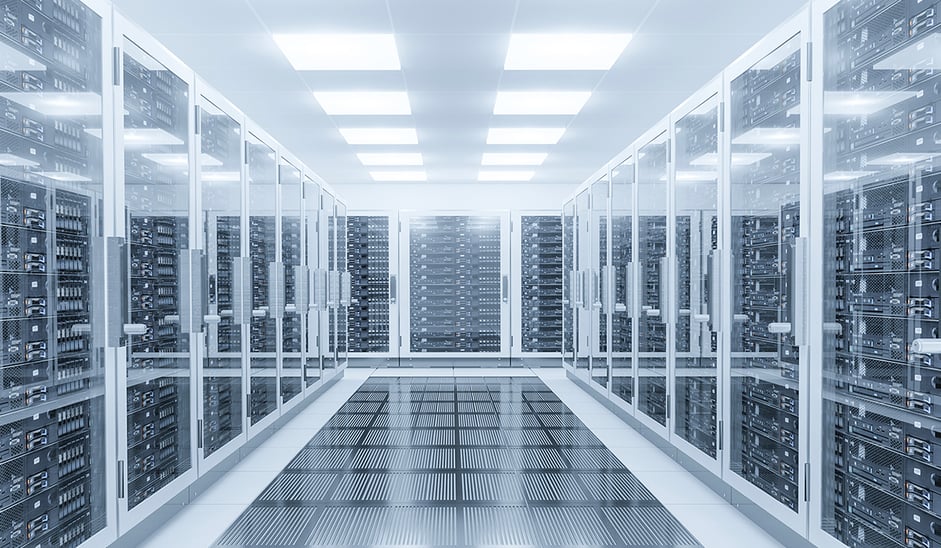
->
213 377 702 547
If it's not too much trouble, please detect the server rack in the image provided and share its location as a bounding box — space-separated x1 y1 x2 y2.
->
723 10 811 531
278 157 304 411
302 176 321 388
635 124 671 437
245 127 279 435
195 83 246 472
335 200 349 368
0 0 115 544
591 178 611 386
610 153 635 408
811 1 941 547
672 82 723 470
347 212 397 364
114 15 198 532
562 200 577 368
511 211 564 366
398 211 511 363
320 190 337 371
574 190 592 372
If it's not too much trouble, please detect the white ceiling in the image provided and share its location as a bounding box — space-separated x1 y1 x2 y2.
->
111 0 807 190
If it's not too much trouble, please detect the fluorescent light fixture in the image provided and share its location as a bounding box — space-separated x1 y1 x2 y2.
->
357 153 423 166
690 152 772 166
313 91 411 115
674 170 718 182
486 128 566 145
482 153 547 166
478 170 535 182
142 153 223 167
42 172 92 182
370 171 427 181
731 127 800 146
0 153 39 167
824 171 878 182
0 92 101 116
0 41 45 71
505 33 632 70
824 91 920 115
867 152 941 166
273 34 400 70
201 171 242 183
339 128 418 145
494 91 591 115
874 34 941 70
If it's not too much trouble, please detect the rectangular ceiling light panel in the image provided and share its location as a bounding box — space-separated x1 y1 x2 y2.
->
482 153 547 166
505 33 632 70
339 128 418 145
486 128 566 145
314 91 411 115
357 153 423 166
273 34 401 70
494 91 591 115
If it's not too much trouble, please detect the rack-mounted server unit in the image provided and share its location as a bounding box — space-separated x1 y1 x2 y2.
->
347 216 390 353
519 215 563 354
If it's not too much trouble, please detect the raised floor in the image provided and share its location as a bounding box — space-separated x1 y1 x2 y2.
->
138 368 782 548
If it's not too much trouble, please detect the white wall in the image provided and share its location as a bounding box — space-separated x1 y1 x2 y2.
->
334 182 572 213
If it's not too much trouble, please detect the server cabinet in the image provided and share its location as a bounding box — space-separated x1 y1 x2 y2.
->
723 10 810 531
399 212 511 362
245 128 278 433
320 190 337 370
0 0 115 544
574 190 592 371
610 154 635 407
813 1 941 546
278 158 303 409
347 212 397 363
115 18 198 531
636 125 671 436
562 200 577 367
672 82 723 469
335 200 349 368
511 211 564 366
195 85 245 470
303 177 321 388
591 177 612 387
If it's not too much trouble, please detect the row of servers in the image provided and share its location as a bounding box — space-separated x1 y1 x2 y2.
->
562 1 940 547
0 1 350 545
343 213 564 362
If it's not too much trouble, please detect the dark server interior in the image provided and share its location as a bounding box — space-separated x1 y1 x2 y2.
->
729 34 802 512
347 216 390 353
280 167 303 404
409 216 501 353
123 37 193 510
520 216 563 353
821 1 941 547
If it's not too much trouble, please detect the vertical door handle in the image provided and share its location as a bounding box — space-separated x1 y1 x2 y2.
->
624 262 633 314
269 262 285 319
592 270 601 309
659 256 670 324
794 237 808 346
341 272 352 306
502 275 509 304
232 257 251 325
106 237 128 347
389 274 397 304
709 250 721 333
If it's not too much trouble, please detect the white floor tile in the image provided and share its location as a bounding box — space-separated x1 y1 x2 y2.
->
191 471 278 506
632 470 728 505
665 504 784 548
136 503 246 548
234 442 304 472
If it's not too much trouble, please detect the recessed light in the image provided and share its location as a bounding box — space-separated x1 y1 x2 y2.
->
357 153 423 166
482 153 547 166
505 33 632 70
487 128 566 145
479 170 535 182
314 92 411 115
494 91 591 115
339 128 418 145
272 34 400 70
370 171 427 181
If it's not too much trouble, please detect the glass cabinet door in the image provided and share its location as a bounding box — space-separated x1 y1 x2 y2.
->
728 34 804 514
303 178 321 387
121 38 193 509
637 130 670 428
819 2 941 546
246 133 278 426
611 157 635 405
562 201 576 366
336 201 348 366
198 97 243 460
0 1 110 542
322 191 336 370
591 177 610 389
279 162 302 404
674 93 721 461
575 189 591 371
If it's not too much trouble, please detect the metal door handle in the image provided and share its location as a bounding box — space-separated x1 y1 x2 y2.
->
709 250 721 333
793 237 808 346
912 339 941 354
232 257 251 325
659 256 669 324
593 270 602 309
269 262 285 319
204 315 222 324
123 324 148 335
625 262 633 314
390 274 397 304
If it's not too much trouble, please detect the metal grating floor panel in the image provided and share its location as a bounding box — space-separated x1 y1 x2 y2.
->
213 377 702 547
